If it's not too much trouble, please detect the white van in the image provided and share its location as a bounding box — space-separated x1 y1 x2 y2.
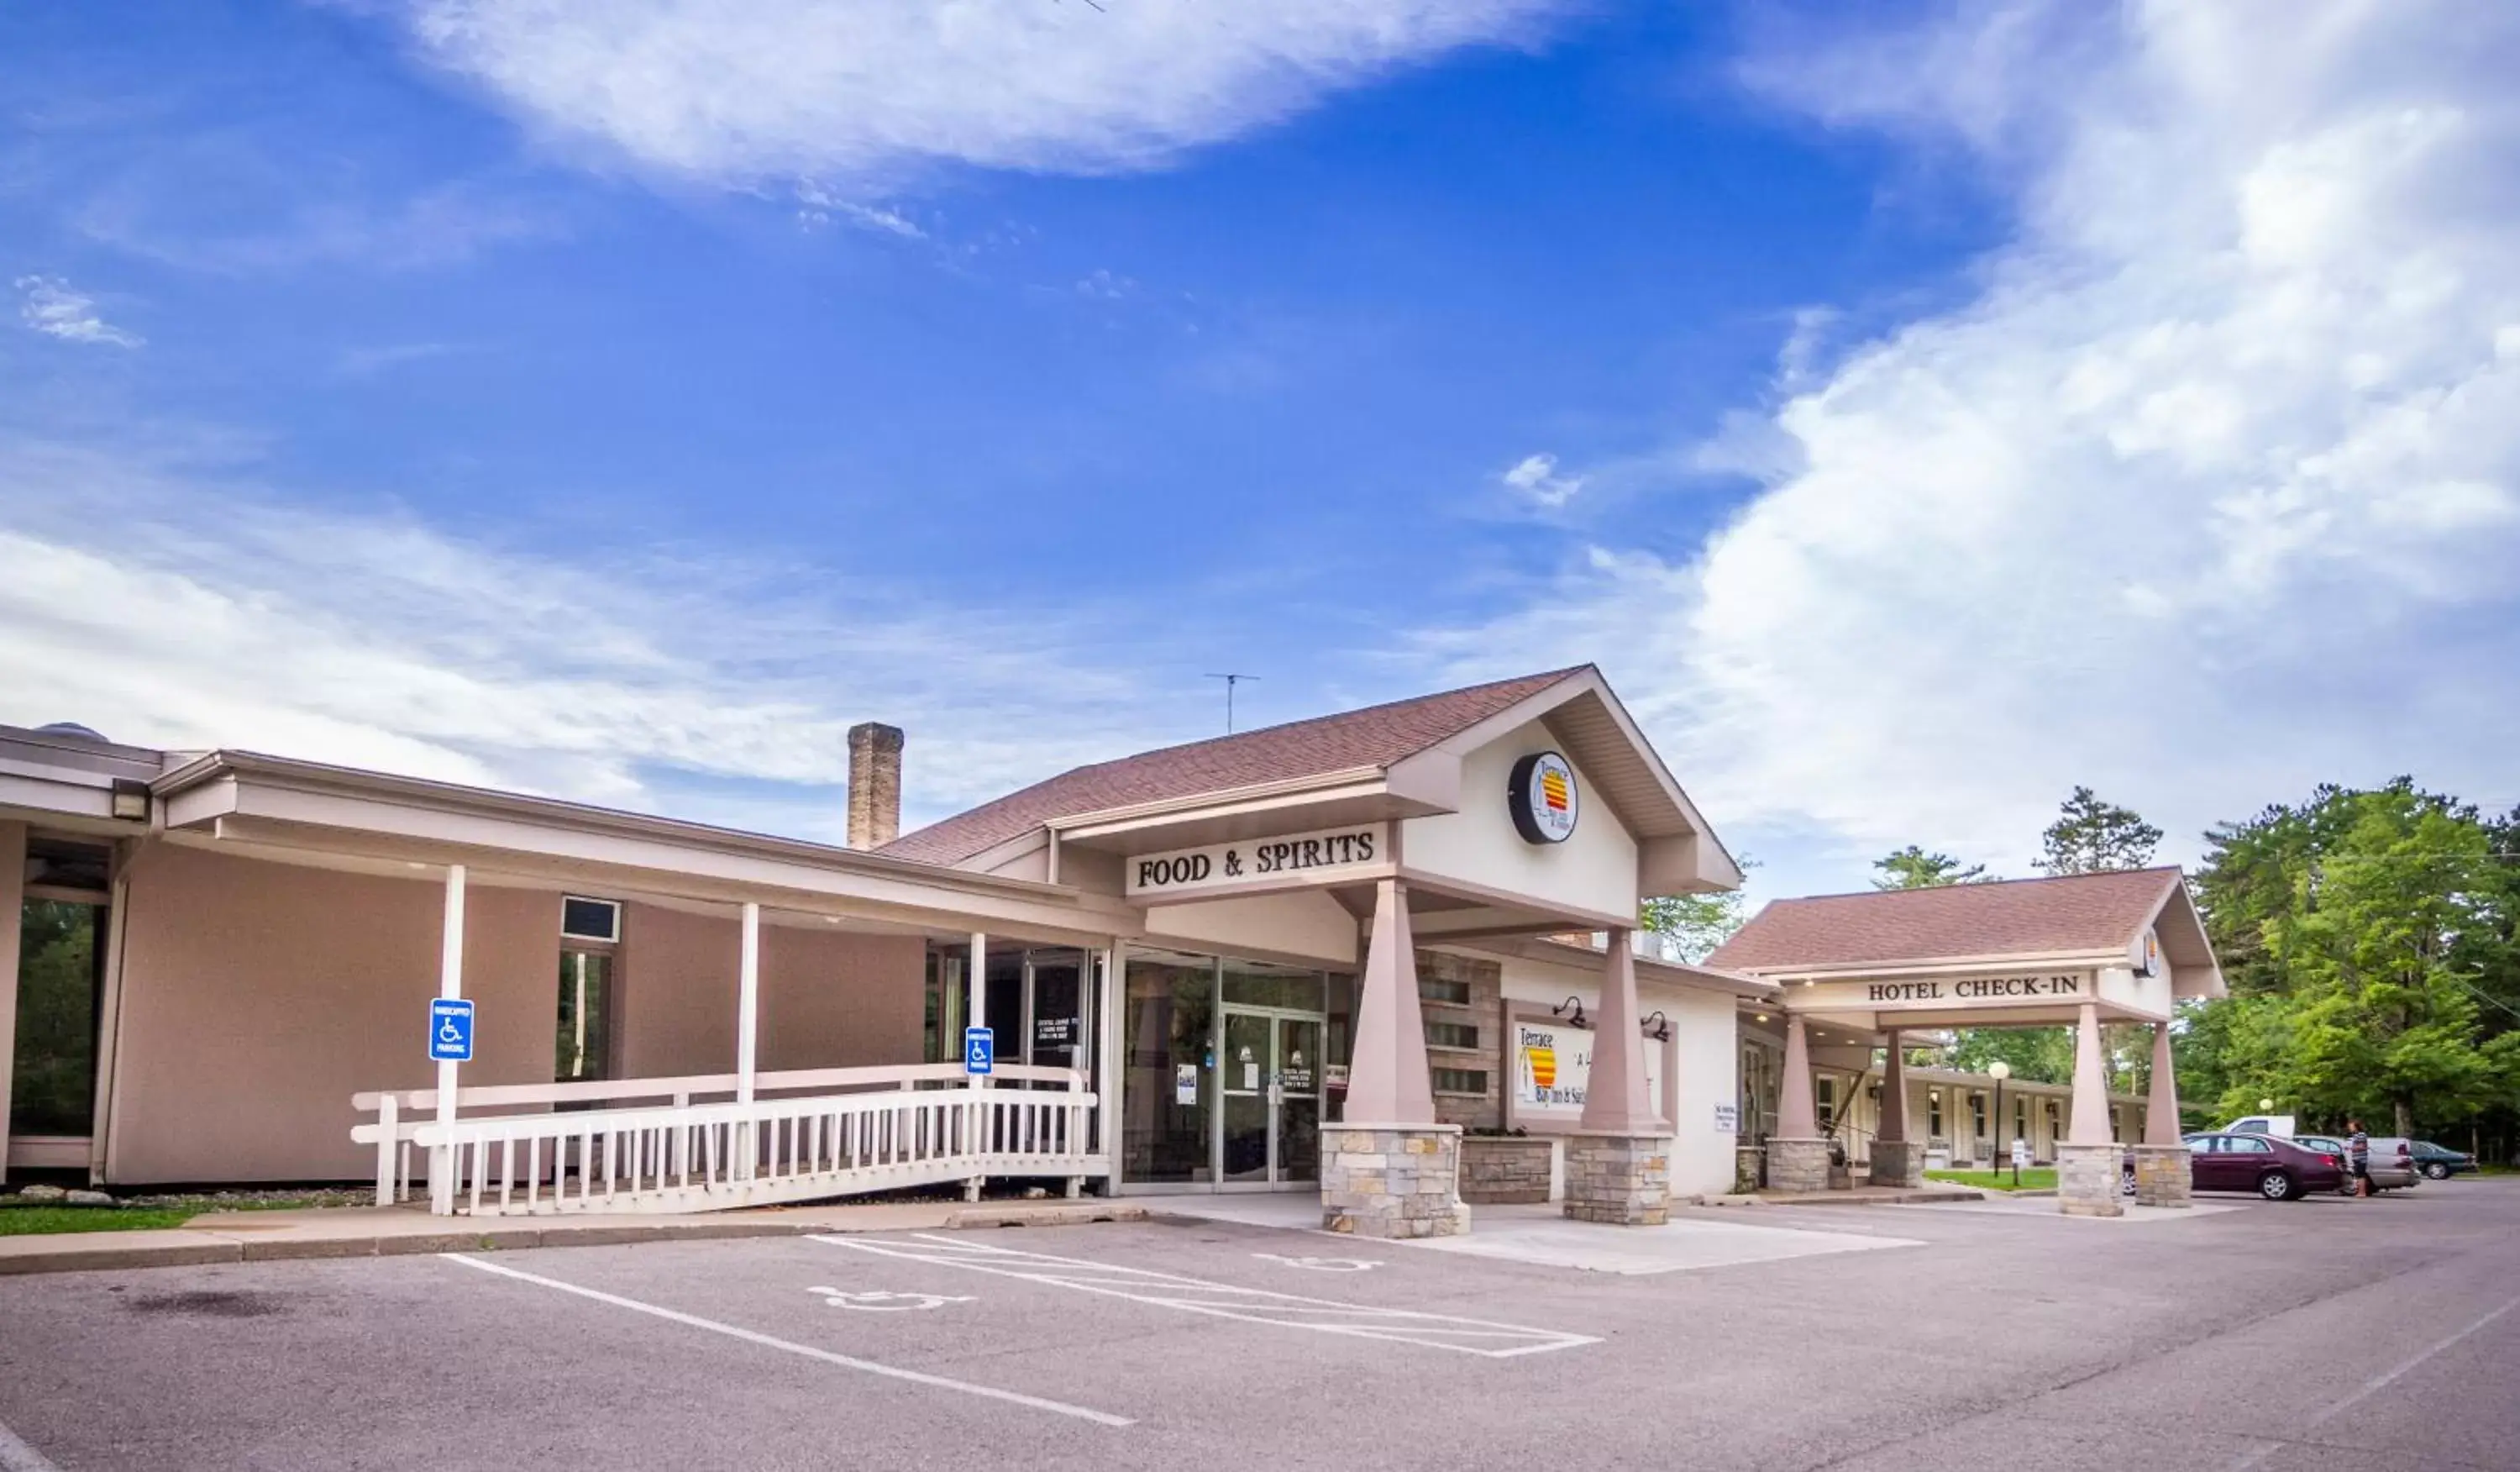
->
2222 1115 2297 1137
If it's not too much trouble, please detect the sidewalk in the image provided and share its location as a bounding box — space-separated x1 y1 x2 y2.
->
0 1197 1145 1276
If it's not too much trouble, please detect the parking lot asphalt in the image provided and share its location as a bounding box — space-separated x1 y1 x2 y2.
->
2 1177 2514 1471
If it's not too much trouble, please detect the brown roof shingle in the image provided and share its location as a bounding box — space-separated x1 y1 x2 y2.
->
880 667 1588 866
1707 868 2184 973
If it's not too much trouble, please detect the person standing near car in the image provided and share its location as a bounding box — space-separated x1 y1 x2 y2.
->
2346 1119 2371 1198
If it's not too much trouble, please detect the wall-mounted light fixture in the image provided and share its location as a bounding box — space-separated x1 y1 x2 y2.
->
109 778 150 823
1551 996 1588 1029
1641 1010 1670 1043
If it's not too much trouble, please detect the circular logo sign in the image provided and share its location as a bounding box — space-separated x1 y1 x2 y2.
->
1508 750 1579 844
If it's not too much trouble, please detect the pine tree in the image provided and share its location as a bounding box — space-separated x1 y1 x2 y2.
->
1872 845 1992 890
2037 786 2163 875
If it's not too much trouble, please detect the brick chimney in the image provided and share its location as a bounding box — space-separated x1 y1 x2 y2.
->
846 722 905 850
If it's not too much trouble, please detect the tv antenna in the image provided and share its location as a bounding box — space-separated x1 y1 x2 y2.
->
1204 673 1257 733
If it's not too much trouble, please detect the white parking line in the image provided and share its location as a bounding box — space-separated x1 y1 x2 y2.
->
441 1254 1132 1427
0 1417 62 1472
815 1233 1599 1358
2225 1290 2520 1469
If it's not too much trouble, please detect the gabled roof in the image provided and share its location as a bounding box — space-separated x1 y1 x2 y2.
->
881 668 1589 867
1709 868 2192 974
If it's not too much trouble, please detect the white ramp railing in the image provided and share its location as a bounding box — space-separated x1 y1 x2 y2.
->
352 1064 1101 1217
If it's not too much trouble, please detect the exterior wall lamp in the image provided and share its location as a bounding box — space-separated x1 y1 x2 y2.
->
110 778 150 822
1551 996 1588 1028
1641 1010 1670 1043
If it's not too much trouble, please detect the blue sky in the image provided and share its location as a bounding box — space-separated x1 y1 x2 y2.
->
5 2 2517 904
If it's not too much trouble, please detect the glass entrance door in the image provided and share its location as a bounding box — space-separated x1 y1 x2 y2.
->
1217 1009 1324 1187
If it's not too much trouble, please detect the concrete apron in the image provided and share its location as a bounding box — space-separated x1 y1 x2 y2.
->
1562 1134 1672 1226
1320 1122 1470 1239
2055 1142 2124 1217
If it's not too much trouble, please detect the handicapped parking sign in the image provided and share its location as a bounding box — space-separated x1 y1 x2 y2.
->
963 1026 993 1076
429 998 475 1063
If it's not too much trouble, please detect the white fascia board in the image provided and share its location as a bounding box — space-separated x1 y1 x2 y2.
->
1742 949 2137 983
1049 767 1410 843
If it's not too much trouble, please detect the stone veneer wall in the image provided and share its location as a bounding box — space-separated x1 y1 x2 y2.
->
1415 949 1502 1131
1460 1135 1554 1204
2130 1144 2191 1207
1321 1124 1470 1238
2055 1142 2124 1217
1563 1135 1671 1225
1868 1140 1926 1190
1767 1137 1830 1195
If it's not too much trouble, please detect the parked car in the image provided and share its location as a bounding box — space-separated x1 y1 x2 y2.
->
2410 1140 2477 1180
2180 1132 2344 1201
2291 1134 2417 1192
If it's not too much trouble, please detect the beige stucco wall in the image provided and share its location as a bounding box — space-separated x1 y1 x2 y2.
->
601 903 926 1080
107 845 559 1184
758 925 925 1071
1400 723 1640 923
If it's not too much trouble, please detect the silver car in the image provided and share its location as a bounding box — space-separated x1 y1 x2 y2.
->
2295 1133 2419 1191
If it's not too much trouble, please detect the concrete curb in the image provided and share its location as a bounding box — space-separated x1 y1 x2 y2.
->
0 1201 1148 1277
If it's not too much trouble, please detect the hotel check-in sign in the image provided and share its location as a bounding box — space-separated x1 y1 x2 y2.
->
1126 823 1388 899
1791 971 2097 1014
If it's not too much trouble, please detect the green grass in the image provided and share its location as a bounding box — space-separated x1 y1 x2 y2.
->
1926 1167 2059 1192
0 1204 197 1235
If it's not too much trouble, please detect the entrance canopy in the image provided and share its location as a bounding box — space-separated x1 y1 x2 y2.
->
884 665 1741 954
1709 869 2224 1035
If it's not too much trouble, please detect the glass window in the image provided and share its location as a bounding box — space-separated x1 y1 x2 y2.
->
13 897 108 1136
1424 1021 1479 1050
1121 952 1216 1184
559 896 621 943
1929 1090 1945 1136
1418 978 1471 1005
2232 1136 2272 1154
1221 960 1323 1011
1431 1069 1488 1096
555 950 613 1083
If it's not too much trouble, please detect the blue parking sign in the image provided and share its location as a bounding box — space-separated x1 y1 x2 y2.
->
963 1026 994 1076
429 998 475 1063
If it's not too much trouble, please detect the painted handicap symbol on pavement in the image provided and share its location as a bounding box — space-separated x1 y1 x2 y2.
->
1251 1253 1379 1272
806 1286 976 1312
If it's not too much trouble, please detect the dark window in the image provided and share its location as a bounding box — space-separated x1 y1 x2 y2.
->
1417 978 1471 1005
2232 1137 2272 1154
1431 1068 1488 1096
13 897 108 1135
1424 1022 1479 1050
561 896 621 943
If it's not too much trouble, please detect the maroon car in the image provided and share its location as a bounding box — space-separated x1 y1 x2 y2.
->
2181 1132 2346 1201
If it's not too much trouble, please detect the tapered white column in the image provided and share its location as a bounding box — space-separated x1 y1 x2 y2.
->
2068 1001 2111 1146
1579 928 1659 1133
968 931 988 1090
1342 880 1434 1123
1777 1013 1819 1138
2145 1020 2182 1145
430 864 466 1213
737 902 760 1106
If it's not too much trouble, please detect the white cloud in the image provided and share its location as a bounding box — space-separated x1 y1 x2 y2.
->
389 0 1559 182
13 276 140 347
1503 452 1584 507
0 428 1189 842
1445 1 2520 889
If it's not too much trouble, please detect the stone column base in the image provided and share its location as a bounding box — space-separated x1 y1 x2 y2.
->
1767 1137 1831 1195
1321 1122 1469 1238
1869 1139 1925 1189
1735 1144 1765 1195
2131 1144 2192 1207
2056 1143 2124 1217
1563 1135 1672 1225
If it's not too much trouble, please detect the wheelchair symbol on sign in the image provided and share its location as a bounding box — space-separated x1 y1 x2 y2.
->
806 1286 974 1312
438 1018 464 1044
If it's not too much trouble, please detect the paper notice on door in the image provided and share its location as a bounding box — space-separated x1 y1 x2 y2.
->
1243 1062 1260 1091
1175 1065 1198 1105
